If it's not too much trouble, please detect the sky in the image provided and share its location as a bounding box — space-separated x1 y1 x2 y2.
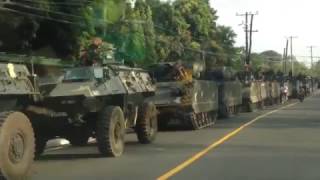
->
211 0 320 65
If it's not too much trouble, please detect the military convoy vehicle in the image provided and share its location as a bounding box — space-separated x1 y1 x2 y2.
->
0 39 158 179
241 81 266 112
148 62 218 130
204 67 242 118
264 81 281 106
27 39 159 157
0 63 39 179
32 64 158 157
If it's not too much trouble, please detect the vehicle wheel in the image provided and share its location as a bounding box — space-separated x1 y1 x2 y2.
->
67 126 90 146
136 102 158 144
96 106 125 157
0 111 35 179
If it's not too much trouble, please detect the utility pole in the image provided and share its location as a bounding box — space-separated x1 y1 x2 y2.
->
236 11 258 66
288 36 298 77
283 48 286 73
307 46 316 69
283 39 289 74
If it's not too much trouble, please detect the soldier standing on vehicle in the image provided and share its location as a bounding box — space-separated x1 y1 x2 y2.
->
80 37 115 66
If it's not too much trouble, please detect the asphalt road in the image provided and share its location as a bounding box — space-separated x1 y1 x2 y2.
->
32 94 320 180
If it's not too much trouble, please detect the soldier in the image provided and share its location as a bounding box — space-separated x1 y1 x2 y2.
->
80 37 116 66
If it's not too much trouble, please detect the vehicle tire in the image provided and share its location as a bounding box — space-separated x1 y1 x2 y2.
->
67 127 90 146
96 106 125 157
136 102 158 144
0 111 35 179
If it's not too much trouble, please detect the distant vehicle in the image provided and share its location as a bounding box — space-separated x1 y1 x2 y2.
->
204 66 243 118
241 80 266 112
148 62 218 130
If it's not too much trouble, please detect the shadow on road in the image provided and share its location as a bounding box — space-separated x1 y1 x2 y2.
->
37 153 102 161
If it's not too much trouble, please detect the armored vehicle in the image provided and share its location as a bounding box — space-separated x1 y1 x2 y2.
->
148 62 218 130
264 81 281 105
30 39 158 157
242 81 266 112
0 63 39 179
204 67 242 118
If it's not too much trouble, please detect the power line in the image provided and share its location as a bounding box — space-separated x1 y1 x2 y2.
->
17 0 89 6
0 6 79 24
3 1 87 19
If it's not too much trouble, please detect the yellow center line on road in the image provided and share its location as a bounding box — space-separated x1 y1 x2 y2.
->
157 102 298 180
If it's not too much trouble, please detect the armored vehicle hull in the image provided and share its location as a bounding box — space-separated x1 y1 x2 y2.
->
204 67 243 118
152 80 218 130
149 62 218 130
33 64 158 157
217 81 243 118
242 81 266 112
264 81 281 105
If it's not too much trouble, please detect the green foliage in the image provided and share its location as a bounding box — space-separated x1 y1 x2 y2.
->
0 0 238 67
248 50 312 77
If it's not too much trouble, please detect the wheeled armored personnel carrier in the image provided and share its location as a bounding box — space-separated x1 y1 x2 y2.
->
148 62 218 130
0 63 39 179
35 64 158 157
30 40 158 157
204 67 243 118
